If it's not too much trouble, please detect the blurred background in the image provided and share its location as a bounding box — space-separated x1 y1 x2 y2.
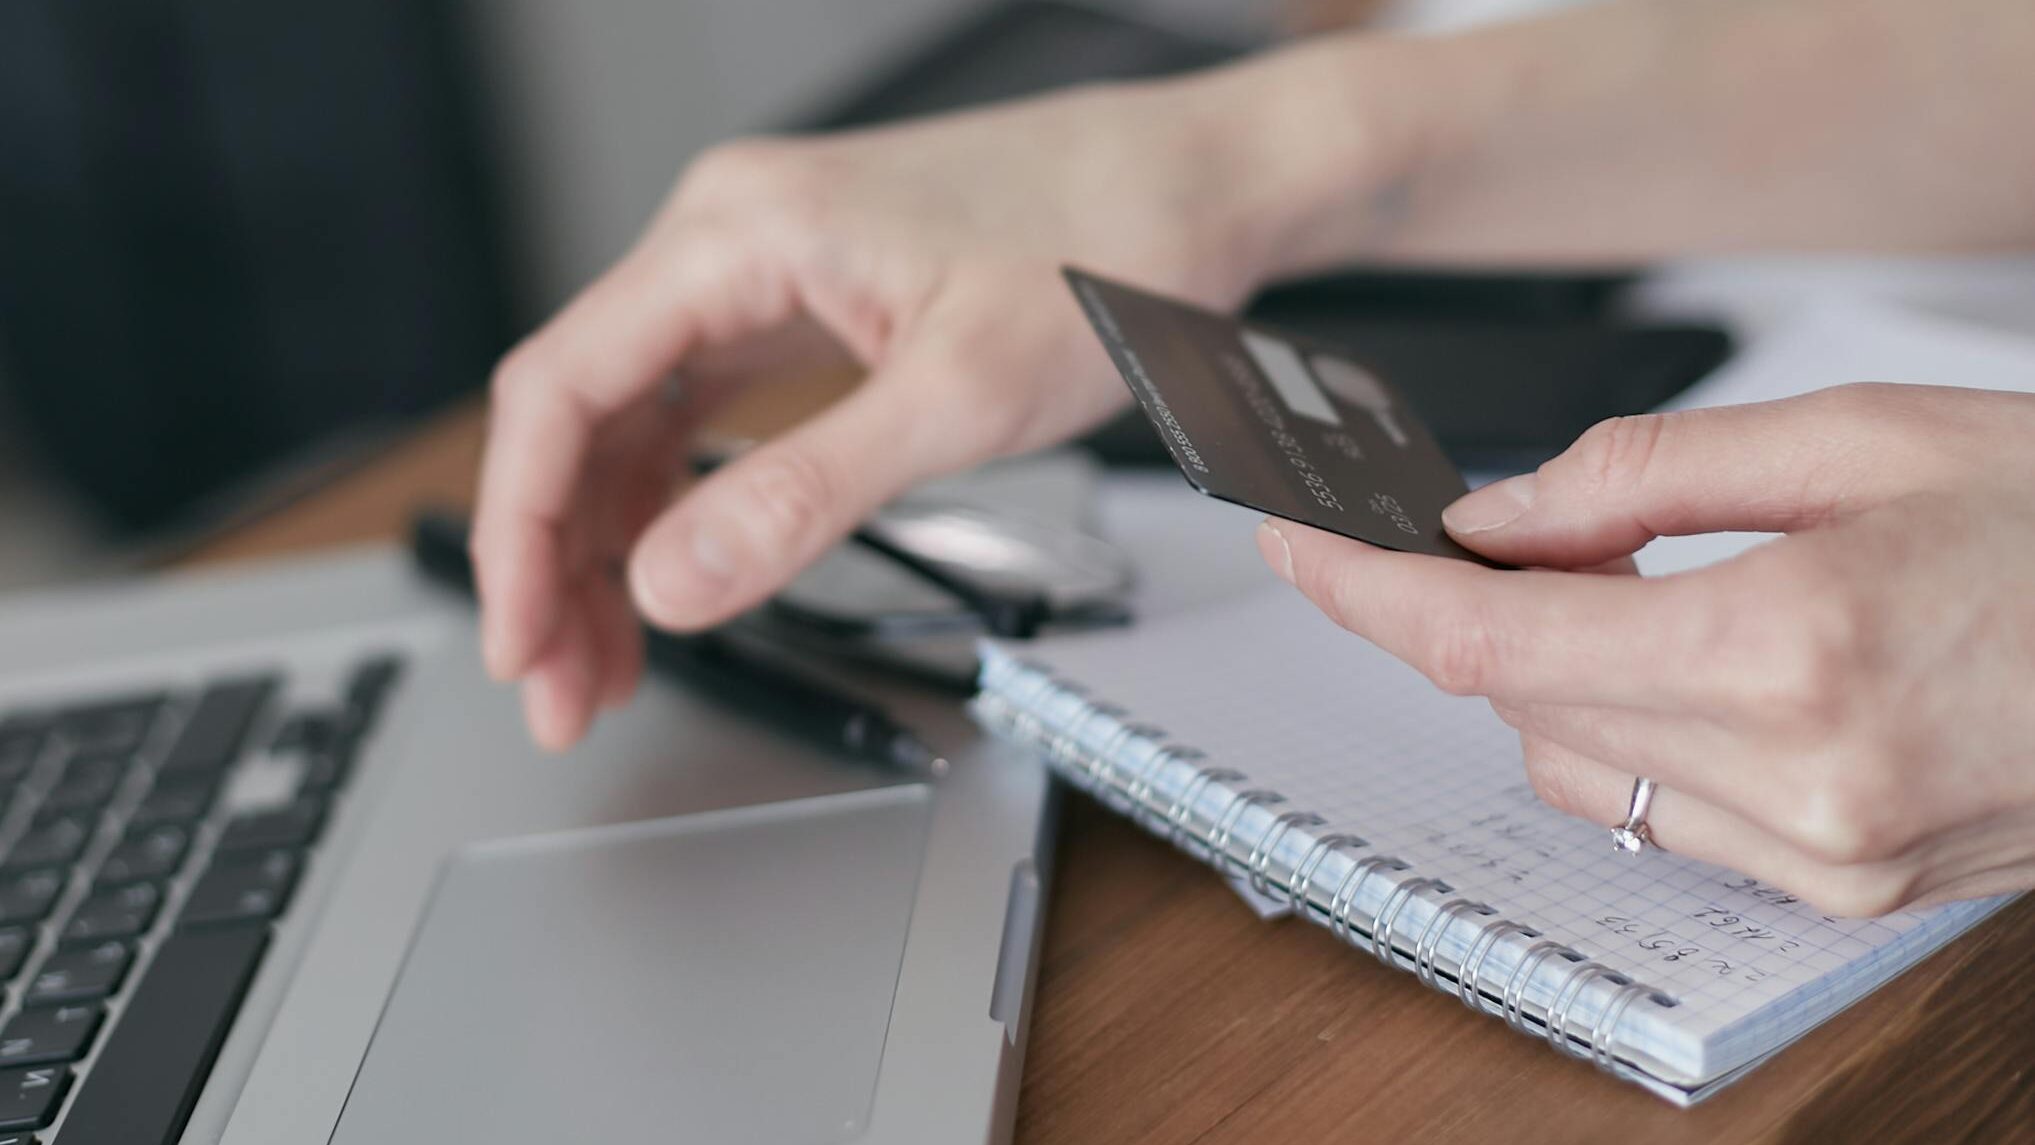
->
0 0 1586 590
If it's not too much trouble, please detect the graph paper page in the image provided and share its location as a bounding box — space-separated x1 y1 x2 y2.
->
1027 586 2001 1044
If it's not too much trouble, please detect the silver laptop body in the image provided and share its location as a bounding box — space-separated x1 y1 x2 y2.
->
0 547 1054 1144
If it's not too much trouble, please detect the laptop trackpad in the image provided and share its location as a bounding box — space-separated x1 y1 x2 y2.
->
330 785 932 1144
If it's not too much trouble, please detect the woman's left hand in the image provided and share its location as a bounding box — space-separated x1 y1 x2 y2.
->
1257 383 2035 916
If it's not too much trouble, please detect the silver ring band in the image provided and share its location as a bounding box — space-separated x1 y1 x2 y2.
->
1610 777 1658 854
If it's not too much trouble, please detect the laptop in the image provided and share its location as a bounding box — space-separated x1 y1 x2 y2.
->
0 547 1055 1143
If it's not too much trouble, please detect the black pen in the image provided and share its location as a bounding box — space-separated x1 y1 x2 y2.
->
409 510 947 778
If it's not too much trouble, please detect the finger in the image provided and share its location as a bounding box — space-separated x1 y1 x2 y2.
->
1441 384 1974 569
587 568 645 712
1257 519 1719 709
520 562 641 750
1906 861 2035 910
1517 734 1913 916
472 229 793 680
1491 700 1798 845
627 344 990 631
519 593 603 752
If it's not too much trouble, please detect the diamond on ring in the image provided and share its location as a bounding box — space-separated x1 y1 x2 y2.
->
1611 777 1659 855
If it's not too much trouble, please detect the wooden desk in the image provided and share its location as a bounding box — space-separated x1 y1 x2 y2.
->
184 398 2035 1145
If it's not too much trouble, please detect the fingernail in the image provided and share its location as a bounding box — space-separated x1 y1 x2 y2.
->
631 520 736 625
1256 519 1295 584
521 678 572 754
1444 472 1537 535
528 656 600 753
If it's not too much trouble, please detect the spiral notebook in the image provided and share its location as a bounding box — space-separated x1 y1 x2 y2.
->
972 588 2010 1104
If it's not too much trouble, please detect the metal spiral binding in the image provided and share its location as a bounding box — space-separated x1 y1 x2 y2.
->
1125 739 1191 832
996 664 1056 747
1545 962 1622 1058
1245 810 1326 899
1003 695 1043 748
1588 980 1653 1070
1501 942 1574 1035
975 653 1674 1081
1370 877 1447 968
1205 788 1285 878
1163 764 1245 853
1456 920 1535 1014
1039 680 1095 773
1413 899 1495 989
1327 854 1401 946
1062 700 1126 793
1286 833 1367 918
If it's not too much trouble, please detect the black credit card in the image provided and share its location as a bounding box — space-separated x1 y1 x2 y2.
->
1067 267 1498 565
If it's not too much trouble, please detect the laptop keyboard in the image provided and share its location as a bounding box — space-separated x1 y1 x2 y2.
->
0 654 403 1144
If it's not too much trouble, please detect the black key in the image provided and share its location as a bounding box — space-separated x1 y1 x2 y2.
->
343 655 404 730
0 819 89 874
53 695 163 756
217 799 325 853
0 1066 68 1133
49 924 267 1145
0 728 41 789
268 711 341 756
268 710 364 794
95 826 189 887
59 884 160 945
157 677 278 779
0 1132 38 1144
36 754 128 818
0 1004 101 1067
0 872 65 928
127 778 216 828
179 851 298 928
0 931 29 982
24 942 129 1005
295 744 353 793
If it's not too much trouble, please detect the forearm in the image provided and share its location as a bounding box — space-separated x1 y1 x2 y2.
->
1191 0 2035 276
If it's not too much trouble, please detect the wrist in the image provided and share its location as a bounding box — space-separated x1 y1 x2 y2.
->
1166 32 1447 282
1172 2 1706 274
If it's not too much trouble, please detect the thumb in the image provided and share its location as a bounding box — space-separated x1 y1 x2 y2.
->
625 345 989 632
1440 384 1942 568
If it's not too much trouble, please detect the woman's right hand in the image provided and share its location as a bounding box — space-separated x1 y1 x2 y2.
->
471 48 1406 748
